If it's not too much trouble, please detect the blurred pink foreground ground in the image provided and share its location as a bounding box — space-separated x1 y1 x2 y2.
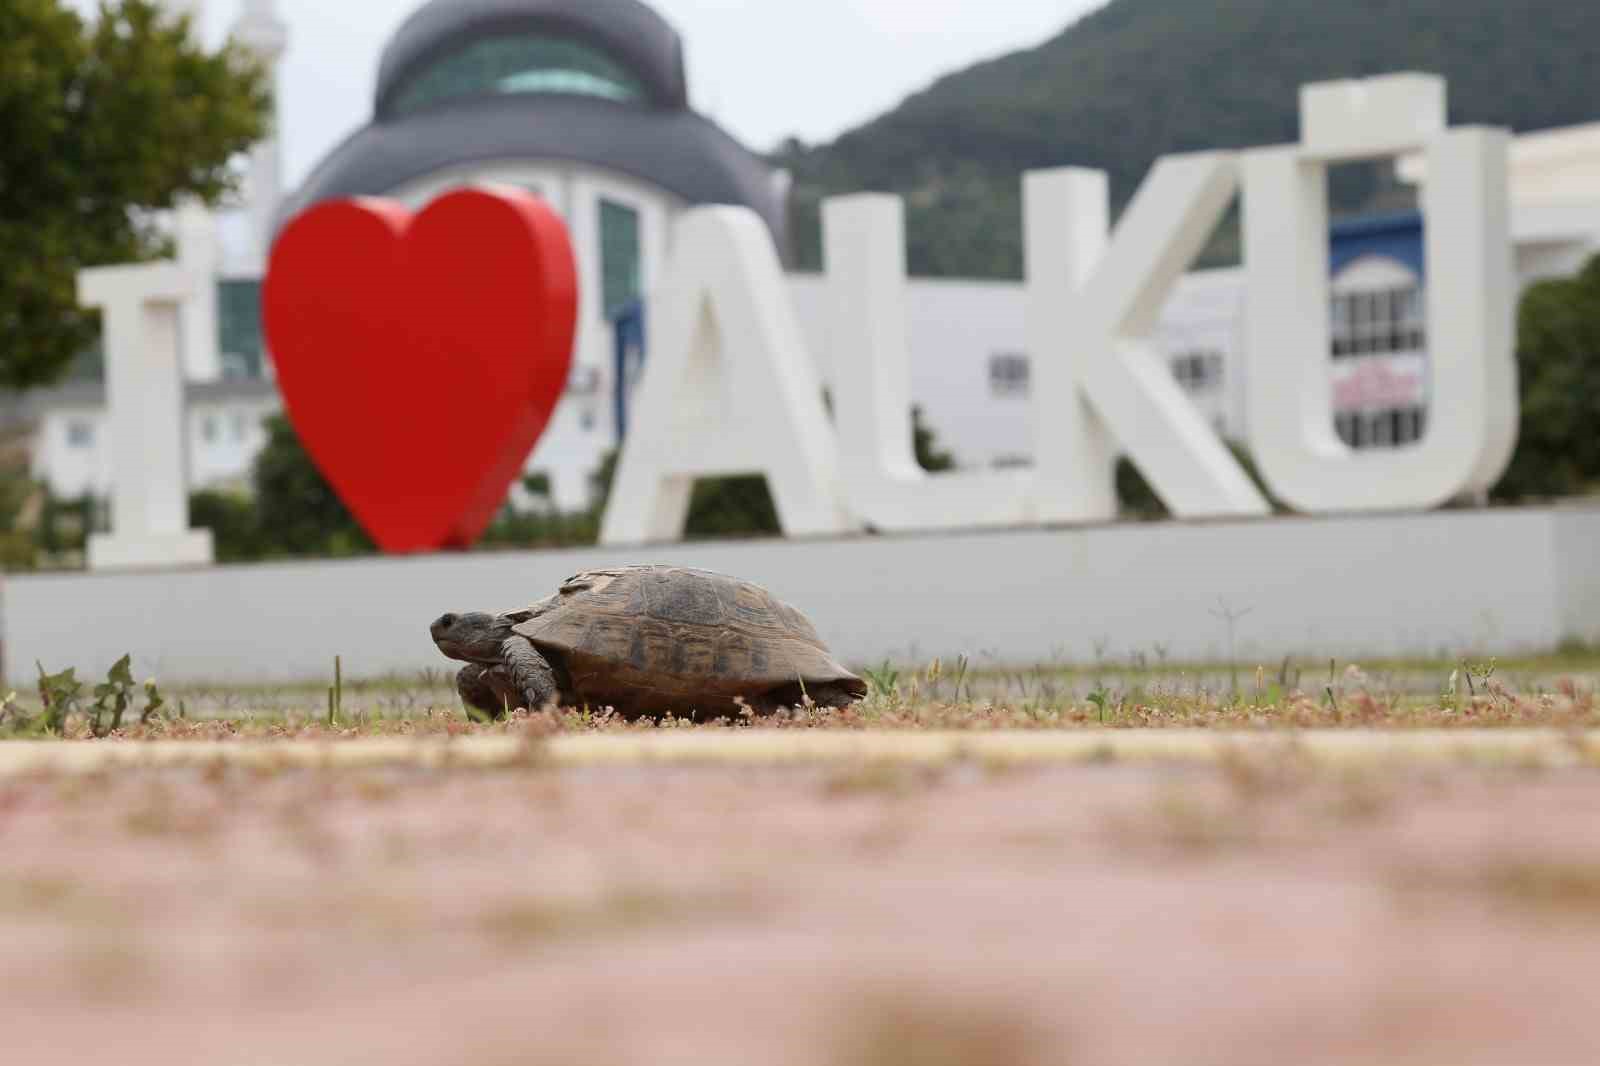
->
3 759 1600 1065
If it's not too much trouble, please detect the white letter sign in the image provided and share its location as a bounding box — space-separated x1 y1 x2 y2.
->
599 208 853 546
1028 158 1272 519
824 193 1034 531
78 262 215 570
1242 74 1518 511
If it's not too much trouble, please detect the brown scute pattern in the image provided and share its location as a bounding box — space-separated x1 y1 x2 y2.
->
581 615 635 664
725 580 780 627
713 631 767 677
626 619 676 673
671 628 719 677
643 568 727 626
774 601 822 643
510 566 862 700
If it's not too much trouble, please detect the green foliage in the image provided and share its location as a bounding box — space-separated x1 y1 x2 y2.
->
8 655 165 736
191 406 963 558
90 652 136 735
189 487 267 562
686 477 781 540
912 405 954 472
521 471 552 498
862 661 902 699
0 433 41 569
0 469 105 571
243 414 372 558
778 0 1600 278
1115 440 1281 520
578 444 783 541
34 662 83 734
0 0 271 388
1493 254 1600 503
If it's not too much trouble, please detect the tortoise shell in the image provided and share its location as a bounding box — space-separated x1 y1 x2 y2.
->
509 566 866 715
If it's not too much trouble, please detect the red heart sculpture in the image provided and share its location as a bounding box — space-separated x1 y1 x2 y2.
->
262 187 578 553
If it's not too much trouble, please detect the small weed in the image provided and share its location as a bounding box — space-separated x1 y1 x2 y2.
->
70 933 154 1003
478 888 714 948
1216 745 1311 802
1086 686 1111 724
823 760 945 798
830 989 1054 1066
1397 855 1600 918
862 661 901 700
1479 858 1600 914
0 875 78 915
35 662 83 734
1108 785 1265 857
1324 768 1397 825
353 775 399 804
6 655 166 737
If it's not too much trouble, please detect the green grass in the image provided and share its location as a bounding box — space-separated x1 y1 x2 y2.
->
3 650 1596 741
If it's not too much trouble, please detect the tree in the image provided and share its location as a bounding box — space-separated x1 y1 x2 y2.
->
0 1 270 388
248 415 373 557
192 407 965 558
1116 442 1281 521
192 415 371 560
580 445 781 541
912 405 955 472
587 407 959 540
781 0 1600 278
1493 255 1600 502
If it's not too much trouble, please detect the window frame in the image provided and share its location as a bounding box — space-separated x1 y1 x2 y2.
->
387 32 650 118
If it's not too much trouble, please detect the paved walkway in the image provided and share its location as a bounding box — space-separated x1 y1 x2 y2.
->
1 727 1596 776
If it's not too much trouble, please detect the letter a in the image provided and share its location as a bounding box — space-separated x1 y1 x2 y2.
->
599 207 854 545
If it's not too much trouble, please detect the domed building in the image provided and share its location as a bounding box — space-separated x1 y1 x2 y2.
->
277 0 791 510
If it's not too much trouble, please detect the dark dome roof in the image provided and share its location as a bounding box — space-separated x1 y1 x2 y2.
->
276 94 787 253
376 0 688 116
278 0 786 255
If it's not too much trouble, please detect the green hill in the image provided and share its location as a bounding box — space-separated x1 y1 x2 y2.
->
775 0 1600 278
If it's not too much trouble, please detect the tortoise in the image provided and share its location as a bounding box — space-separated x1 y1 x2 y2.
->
429 565 867 719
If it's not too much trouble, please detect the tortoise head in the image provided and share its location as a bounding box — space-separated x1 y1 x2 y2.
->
430 611 513 663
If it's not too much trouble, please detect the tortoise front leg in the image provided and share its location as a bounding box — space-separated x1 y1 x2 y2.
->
500 639 560 712
456 664 519 718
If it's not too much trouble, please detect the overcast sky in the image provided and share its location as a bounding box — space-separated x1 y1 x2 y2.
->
118 0 1104 187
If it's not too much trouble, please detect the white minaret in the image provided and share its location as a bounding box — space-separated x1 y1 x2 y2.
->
231 0 290 275
157 0 223 382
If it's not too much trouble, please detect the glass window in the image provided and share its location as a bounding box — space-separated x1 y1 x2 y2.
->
391 35 647 116
988 353 1030 397
1170 350 1223 392
217 280 264 379
200 416 219 444
599 199 642 319
1373 410 1394 447
66 419 95 448
1330 283 1426 360
1335 413 1356 447
1336 406 1428 451
1401 407 1427 445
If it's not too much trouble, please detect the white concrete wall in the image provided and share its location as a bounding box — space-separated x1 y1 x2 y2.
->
4 507 1595 685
